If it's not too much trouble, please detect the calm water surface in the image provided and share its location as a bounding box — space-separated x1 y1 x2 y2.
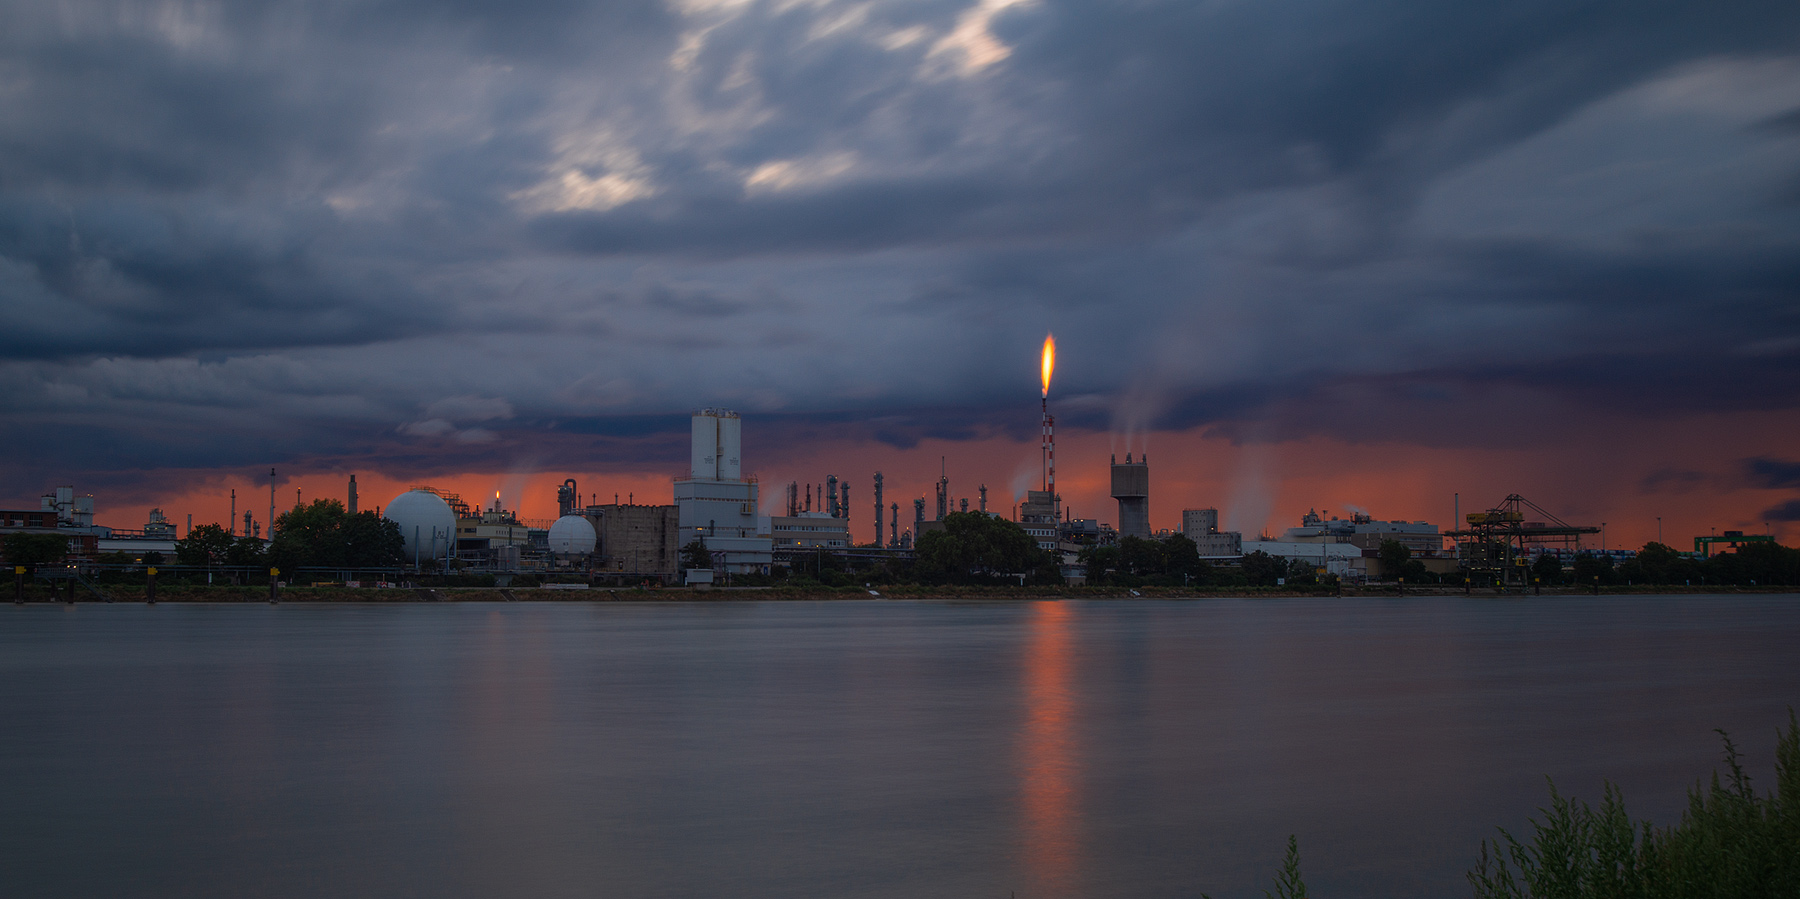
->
2 597 1797 898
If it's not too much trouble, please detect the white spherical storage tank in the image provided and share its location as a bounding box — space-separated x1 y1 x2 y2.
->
383 490 458 562
547 515 597 555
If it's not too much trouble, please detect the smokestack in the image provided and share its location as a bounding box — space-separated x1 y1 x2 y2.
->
840 483 849 523
979 484 988 514
935 458 948 521
873 473 884 547
914 497 925 534
889 502 899 548
827 475 839 517
1040 333 1056 498
230 489 236 538
348 474 358 515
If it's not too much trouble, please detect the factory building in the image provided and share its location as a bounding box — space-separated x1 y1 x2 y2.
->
674 409 772 574
586 503 680 582
1180 508 1243 559
456 493 533 566
1 487 111 560
759 512 852 550
1282 510 1444 557
1240 540 1370 580
1017 489 1060 551
1111 454 1150 540
95 508 180 559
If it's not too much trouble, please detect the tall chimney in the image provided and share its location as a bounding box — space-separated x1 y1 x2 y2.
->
935 458 948 521
873 473 884 546
348 474 359 515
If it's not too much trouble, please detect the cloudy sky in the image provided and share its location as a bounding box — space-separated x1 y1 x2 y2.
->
4 0 1799 544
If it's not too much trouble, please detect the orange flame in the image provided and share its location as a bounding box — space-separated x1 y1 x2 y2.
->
1041 333 1056 397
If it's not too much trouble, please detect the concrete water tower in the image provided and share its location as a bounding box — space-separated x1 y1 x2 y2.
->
1111 453 1150 540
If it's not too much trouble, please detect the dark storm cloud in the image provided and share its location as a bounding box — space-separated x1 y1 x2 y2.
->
1763 500 1800 522
2 0 1799 498
1746 458 1800 490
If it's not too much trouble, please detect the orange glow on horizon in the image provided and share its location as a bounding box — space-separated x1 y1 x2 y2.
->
1041 333 1056 398
68 406 1798 551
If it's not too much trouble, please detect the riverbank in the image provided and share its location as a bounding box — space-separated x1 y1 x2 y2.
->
10 583 1800 603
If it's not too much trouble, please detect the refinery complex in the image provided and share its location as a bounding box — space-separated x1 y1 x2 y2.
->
1 337 1767 589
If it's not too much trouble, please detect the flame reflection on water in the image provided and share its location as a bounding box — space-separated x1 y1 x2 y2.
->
1019 600 1081 896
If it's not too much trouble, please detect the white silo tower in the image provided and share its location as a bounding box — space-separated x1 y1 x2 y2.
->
689 408 741 480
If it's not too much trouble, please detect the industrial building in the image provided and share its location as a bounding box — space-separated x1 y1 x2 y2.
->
674 409 773 574
586 503 680 582
760 513 852 550
1240 540 1370 580
760 478 853 550
1282 509 1444 557
1180 508 1243 559
456 493 534 566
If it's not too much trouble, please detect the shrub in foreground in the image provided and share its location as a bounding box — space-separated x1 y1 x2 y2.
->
1470 710 1799 898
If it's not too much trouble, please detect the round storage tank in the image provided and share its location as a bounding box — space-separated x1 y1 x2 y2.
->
383 489 458 562
547 515 597 555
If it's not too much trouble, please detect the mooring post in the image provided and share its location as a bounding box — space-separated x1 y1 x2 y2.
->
269 568 280 604
146 566 157 604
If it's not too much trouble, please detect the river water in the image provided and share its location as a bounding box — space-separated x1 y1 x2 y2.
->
2 596 1796 898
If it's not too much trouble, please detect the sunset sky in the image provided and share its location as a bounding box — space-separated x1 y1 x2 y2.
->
3 0 1798 548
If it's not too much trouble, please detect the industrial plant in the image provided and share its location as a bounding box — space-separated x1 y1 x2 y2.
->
4 334 1783 593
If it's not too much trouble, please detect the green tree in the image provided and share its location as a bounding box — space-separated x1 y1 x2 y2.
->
681 539 711 572
2 533 70 570
1240 550 1286 587
1378 539 1411 582
176 523 235 568
1572 551 1614 586
267 501 403 572
1081 543 1120 584
1531 551 1563 584
1630 541 1683 584
913 512 1052 584
1703 540 1800 586
1162 533 1207 584
341 512 404 568
226 535 267 567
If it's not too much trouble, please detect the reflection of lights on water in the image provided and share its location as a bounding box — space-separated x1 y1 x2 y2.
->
1020 600 1079 894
